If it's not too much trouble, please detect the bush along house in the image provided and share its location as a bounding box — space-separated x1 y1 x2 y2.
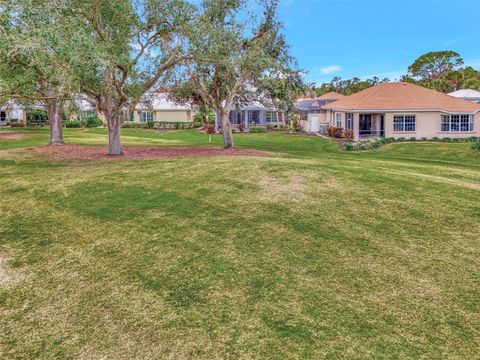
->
322 82 480 141
214 102 285 132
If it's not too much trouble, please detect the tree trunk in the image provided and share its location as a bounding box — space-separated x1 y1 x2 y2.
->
108 117 123 156
221 112 234 149
47 100 64 145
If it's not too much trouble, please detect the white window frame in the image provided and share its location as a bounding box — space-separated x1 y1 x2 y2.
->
139 111 154 122
393 115 416 132
336 113 342 128
345 113 353 131
441 114 474 132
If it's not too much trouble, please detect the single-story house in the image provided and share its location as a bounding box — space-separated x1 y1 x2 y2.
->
296 92 345 132
448 89 480 104
215 102 285 130
1 93 193 126
322 82 480 140
128 93 192 123
75 92 192 123
0 101 27 125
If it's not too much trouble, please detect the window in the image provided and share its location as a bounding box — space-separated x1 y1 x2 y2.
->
139 111 153 122
336 113 342 128
265 111 274 123
393 115 416 132
441 114 473 132
129 112 134 122
266 111 283 123
0 111 6 122
346 113 353 131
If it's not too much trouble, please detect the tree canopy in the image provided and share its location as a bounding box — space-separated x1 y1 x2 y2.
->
314 76 389 97
62 0 193 155
171 0 302 148
0 0 80 144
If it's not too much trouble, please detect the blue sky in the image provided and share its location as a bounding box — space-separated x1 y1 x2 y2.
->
277 0 480 85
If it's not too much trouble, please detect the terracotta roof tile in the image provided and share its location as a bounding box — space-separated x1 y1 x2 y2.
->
317 91 346 100
323 82 480 113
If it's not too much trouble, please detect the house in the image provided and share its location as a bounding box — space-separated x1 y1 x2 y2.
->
0 101 27 125
76 92 193 124
296 92 345 132
215 102 285 130
448 89 480 104
1 93 193 126
128 93 192 123
322 82 480 140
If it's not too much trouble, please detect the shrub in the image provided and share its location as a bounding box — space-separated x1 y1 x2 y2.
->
343 143 355 151
409 137 417 141
421 137 428 141
472 138 480 151
64 120 83 128
343 130 353 140
9 119 25 128
146 121 155 129
327 126 343 138
85 116 103 128
249 126 267 133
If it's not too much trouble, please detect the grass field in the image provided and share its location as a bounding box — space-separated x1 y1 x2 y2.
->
1 128 479 359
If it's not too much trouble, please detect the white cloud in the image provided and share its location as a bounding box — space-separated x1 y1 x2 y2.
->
320 65 343 75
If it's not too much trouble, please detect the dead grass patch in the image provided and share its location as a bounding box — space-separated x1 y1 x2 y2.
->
31 145 270 161
0 257 22 287
0 131 25 140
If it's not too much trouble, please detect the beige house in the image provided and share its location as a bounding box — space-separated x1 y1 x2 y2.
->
1 92 192 126
322 82 480 140
128 93 192 123
73 93 192 124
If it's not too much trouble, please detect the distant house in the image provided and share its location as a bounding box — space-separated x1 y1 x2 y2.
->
215 102 285 130
448 89 480 104
0 93 193 126
128 93 192 123
296 92 345 132
322 82 480 140
0 101 27 125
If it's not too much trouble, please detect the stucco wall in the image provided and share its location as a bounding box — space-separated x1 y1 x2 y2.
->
385 111 480 139
329 110 480 140
155 110 191 122
302 111 327 131
131 110 192 123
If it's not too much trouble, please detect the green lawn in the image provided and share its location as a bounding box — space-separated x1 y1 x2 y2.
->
1 128 479 359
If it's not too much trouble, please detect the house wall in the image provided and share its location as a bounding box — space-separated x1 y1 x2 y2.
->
0 107 27 123
301 111 327 131
385 111 480 139
329 110 480 140
131 110 192 123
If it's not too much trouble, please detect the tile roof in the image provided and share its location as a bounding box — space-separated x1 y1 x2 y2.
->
317 91 346 100
323 82 480 113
